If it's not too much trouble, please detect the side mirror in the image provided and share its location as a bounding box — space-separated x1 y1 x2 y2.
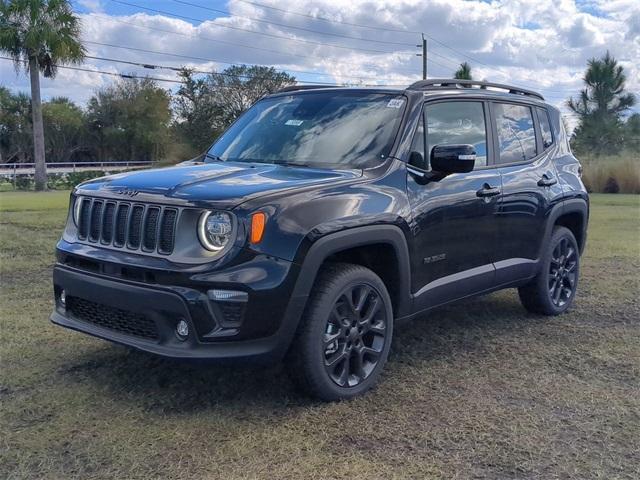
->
430 144 476 174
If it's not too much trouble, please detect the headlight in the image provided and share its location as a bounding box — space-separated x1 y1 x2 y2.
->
198 211 234 252
72 196 83 226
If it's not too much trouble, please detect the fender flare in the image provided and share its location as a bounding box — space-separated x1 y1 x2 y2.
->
291 225 412 317
540 198 589 260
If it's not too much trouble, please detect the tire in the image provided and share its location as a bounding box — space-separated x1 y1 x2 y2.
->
518 226 580 315
287 263 394 401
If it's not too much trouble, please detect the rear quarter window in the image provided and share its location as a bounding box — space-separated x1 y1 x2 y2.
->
494 103 537 164
536 107 554 149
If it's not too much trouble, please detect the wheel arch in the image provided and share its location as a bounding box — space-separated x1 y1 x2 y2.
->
292 225 412 319
554 198 589 254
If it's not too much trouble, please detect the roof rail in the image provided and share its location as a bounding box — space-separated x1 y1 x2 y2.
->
407 78 544 101
276 84 341 93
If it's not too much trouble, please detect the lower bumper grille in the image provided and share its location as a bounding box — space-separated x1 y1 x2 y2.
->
67 296 158 340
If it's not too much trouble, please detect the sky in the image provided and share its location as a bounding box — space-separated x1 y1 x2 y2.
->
2 0 639 129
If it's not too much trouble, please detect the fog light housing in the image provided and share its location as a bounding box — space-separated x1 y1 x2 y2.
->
175 319 189 340
60 290 66 307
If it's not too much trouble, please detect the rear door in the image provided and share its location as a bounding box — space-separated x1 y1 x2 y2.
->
407 99 502 311
490 102 564 284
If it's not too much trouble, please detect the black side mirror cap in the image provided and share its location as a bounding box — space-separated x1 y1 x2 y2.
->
430 144 476 174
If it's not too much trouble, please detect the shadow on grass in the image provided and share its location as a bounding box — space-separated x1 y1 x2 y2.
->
57 290 539 412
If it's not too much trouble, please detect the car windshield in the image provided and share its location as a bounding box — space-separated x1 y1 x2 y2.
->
206 91 406 168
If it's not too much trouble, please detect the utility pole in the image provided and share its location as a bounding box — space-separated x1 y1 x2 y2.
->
416 33 427 79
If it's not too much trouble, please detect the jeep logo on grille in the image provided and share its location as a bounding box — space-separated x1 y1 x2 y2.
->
115 188 139 197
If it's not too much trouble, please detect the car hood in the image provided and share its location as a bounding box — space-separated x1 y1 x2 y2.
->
76 161 362 208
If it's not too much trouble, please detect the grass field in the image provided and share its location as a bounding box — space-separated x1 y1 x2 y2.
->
1 191 639 479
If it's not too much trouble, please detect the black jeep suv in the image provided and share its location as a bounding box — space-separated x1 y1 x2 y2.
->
51 79 588 401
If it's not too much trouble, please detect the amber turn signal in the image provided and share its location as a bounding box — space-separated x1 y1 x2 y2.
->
250 212 266 244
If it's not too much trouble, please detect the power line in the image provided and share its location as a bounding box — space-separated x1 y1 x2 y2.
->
82 40 568 96
229 0 492 68
76 1 580 94
75 6 515 81
86 54 469 89
84 55 346 85
171 0 416 47
78 14 407 80
78 9 425 77
82 38 572 96
111 0 462 71
1 56 410 88
217 0 580 94
83 40 424 81
110 0 415 55
0 56 184 84
1 55 576 108
1 55 341 87
98 3 571 94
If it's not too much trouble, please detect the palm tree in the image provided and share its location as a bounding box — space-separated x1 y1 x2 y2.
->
454 62 472 80
567 51 635 154
0 0 85 190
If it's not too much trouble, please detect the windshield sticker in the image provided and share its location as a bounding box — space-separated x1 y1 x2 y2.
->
285 119 304 126
386 98 404 108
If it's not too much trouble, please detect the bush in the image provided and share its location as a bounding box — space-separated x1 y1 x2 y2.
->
47 173 69 190
603 176 620 193
0 177 14 192
65 170 108 187
15 176 34 190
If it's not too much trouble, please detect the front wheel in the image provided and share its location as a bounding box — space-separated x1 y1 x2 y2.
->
519 226 580 315
287 263 393 401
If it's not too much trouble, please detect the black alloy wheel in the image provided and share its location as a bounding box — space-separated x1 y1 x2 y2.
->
548 236 578 307
322 284 387 388
287 263 394 401
519 226 580 315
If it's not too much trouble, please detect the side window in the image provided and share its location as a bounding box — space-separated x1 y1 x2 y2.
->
494 103 537 164
537 107 554 149
425 102 488 168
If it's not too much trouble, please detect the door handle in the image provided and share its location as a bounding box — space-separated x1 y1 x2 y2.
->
537 174 557 187
476 184 501 198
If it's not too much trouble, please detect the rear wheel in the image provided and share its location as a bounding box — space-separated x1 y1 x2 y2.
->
519 226 580 315
287 263 393 401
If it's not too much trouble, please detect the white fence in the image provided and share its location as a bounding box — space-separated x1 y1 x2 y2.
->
0 161 154 177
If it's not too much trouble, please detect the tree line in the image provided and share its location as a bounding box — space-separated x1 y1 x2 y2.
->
0 65 295 165
2 53 637 168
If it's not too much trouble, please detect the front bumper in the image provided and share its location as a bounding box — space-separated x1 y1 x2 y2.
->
51 259 306 362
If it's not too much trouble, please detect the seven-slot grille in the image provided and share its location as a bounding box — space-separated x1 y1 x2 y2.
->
76 197 178 255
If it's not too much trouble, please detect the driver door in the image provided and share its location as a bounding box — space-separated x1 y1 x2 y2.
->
406 100 502 311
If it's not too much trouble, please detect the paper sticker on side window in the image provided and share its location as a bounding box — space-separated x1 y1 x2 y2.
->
285 119 304 126
386 98 404 108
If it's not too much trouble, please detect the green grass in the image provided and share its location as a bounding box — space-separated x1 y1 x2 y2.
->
1 192 639 479
0 190 71 211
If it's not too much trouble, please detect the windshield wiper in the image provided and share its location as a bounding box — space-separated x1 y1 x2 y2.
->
204 153 223 162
